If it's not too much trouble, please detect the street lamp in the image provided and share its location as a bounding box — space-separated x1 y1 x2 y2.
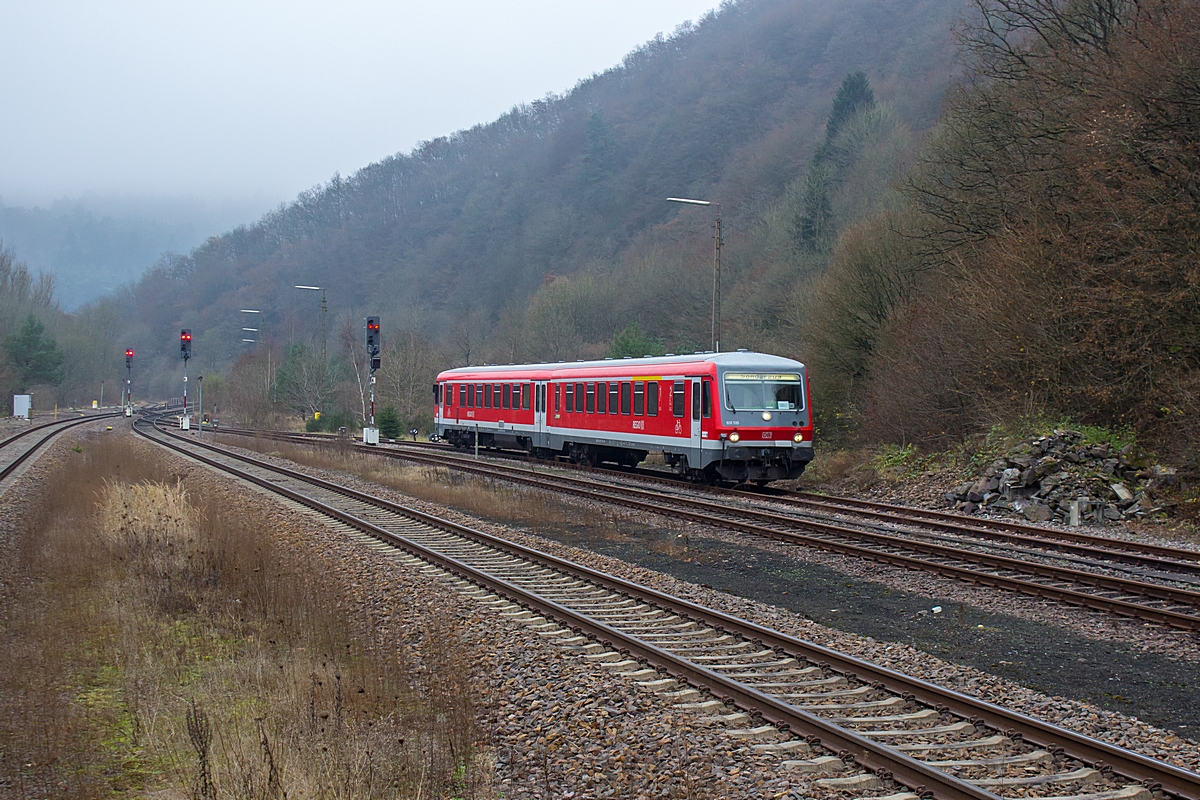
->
294 286 327 367
241 309 271 403
667 197 723 353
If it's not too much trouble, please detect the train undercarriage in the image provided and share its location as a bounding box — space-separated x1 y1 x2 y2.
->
442 426 808 485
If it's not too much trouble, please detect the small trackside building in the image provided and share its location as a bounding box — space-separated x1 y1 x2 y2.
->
433 351 814 484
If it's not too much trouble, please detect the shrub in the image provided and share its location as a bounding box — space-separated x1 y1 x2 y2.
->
377 406 402 440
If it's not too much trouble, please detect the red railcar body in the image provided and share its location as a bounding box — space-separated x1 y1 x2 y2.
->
434 351 813 483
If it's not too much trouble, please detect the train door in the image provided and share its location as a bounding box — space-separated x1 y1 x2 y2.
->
534 382 547 445
690 378 702 452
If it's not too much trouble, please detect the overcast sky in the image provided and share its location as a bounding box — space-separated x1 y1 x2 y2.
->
1 0 719 210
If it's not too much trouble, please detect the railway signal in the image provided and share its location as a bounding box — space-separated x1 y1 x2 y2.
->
180 329 192 425
366 316 380 359
123 349 134 411
365 316 380 445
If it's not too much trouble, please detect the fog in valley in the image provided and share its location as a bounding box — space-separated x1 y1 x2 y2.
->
1 0 720 307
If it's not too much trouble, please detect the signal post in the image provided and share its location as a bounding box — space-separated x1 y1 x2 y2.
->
364 316 380 444
124 349 134 416
181 329 192 428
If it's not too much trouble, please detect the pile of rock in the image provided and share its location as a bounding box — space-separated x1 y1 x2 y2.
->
945 430 1177 525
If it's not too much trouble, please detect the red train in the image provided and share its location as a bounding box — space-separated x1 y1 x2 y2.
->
434 351 813 484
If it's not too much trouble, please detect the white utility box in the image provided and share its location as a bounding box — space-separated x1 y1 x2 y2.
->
13 394 32 420
363 427 379 445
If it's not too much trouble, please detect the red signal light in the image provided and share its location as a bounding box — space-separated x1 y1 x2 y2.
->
181 333 192 341
126 349 134 358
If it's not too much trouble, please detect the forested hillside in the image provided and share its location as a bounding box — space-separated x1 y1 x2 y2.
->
805 0 1200 463
100 0 964 418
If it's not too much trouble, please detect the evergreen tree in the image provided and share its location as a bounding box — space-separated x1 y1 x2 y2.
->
825 71 875 143
5 314 64 392
376 406 402 439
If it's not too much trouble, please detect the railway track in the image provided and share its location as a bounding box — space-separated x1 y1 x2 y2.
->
139 413 1200 800
215 427 1200 632
0 410 122 487
219 427 1200 572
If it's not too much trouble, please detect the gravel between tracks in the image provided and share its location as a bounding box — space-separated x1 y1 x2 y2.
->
194 436 1200 779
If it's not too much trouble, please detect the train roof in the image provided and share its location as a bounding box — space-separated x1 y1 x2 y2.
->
438 350 805 378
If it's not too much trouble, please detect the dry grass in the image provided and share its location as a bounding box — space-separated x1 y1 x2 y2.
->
220 436 592 532
216 435 696 562
0 433 491 798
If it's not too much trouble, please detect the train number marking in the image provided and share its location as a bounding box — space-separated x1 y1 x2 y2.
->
632 420 645 430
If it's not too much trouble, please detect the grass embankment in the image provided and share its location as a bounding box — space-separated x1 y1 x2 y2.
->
0 434 490 797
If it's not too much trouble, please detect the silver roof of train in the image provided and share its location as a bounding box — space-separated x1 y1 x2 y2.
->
441 350 805 375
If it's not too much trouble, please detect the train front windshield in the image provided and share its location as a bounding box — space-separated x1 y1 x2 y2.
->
723 373 803 412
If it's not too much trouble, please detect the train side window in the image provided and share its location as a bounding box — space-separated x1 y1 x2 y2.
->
692 383 701 420
647 381 659 416
554 384 560 412
575 383 585 413
564 383 574 413
495 384 502 408
633 381 644 416
672 381 685 417
503 384 511 410
608 382 619 414
522 384 531 410
597 382 607 414
484 384 492 409
620 382 632 415
702 380 712 418
459 385 466 406
467 384 475 408
477 384 484 408
586 383 595 413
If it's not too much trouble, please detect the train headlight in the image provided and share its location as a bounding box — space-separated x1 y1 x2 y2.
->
729 431 740 443
793 432 804 443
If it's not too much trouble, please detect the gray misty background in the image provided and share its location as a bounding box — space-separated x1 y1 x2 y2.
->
0 0 718 309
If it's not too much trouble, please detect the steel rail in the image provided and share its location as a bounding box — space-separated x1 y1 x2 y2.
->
787 490 1200 566
143 416 1200 800
281 438 1200 630
0 412 122 483
217 426 1200 571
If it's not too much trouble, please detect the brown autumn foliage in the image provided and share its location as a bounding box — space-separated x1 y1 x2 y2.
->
846 0 1200 462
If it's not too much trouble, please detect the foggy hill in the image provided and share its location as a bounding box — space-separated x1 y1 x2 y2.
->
0 195 270 310
111 0 964 398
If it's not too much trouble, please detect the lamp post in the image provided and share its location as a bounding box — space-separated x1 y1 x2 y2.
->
667 197 722 353
294 286 327 418
294 286 327 366
241 309 271 408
